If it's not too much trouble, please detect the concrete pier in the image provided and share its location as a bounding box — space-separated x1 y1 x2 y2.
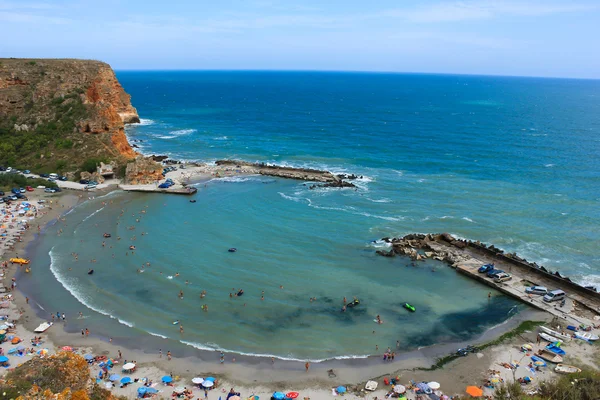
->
378 233 600 327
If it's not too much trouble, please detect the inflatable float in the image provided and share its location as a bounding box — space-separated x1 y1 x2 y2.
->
228 248 237 253
103 233 111 238
403 303 416 312
10 258 30 265
346 299 360 308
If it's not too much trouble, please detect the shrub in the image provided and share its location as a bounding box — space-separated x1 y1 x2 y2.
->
81 158 105 173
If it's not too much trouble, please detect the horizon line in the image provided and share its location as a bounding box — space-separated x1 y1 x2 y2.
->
113 68 600 81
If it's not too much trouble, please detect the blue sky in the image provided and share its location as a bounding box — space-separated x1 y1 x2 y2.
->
1 0 599 78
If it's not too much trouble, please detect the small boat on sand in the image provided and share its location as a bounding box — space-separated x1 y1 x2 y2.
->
536 349 563 363
555 364 581 374
575 331 599 341
546 344 566 355
538 332 560 343
540 326 571 341
34 322 53 333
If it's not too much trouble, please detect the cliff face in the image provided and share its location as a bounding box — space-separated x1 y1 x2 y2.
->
0 58 139 169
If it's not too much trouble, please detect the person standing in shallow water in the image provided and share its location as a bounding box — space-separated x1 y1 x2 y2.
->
305 362 310 372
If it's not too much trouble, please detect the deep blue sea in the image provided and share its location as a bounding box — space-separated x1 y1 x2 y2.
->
23 72 600 361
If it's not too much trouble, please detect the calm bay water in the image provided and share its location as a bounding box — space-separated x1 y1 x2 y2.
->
23 72 600 360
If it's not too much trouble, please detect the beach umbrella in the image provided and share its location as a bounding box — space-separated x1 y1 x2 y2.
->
123 362 136 370
0 324 9 330
205 376 216 382
84 354 94 360
109 374 120 381
336 386 346 394
465 386 483 397
230 396 241 400
175 387 186 393
0 356 8 362
120 377 132 384
192 377 204 384
137 387 147 395
203 380 214 388
146 388 158 394
162 375 173 383
428 382 441 390
273 392 285 400
393 385 406 394
286 393 298 399
62 346 73 351
37 349 48 356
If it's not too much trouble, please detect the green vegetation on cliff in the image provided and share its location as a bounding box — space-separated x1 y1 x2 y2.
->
0 58 139 175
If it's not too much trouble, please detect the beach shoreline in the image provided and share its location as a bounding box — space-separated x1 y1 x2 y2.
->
1 185 598 398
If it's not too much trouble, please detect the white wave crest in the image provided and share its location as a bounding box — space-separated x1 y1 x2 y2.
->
462 217 475 223
82 206 105 222
137 119 155 126
179 340 369 363
170 129 197 136
213 136 228 140
48 247 135 329
148 331 168 339
544 164 555 168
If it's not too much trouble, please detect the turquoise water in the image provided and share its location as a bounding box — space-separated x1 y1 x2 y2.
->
22 72 600 361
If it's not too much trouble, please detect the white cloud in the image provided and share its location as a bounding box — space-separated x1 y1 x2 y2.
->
378 1 598 23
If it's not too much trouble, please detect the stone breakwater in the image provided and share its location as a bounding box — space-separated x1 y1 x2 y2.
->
376 233 600 322
214 160 356 187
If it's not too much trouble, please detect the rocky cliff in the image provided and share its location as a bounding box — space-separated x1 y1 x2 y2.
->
0 58 139 171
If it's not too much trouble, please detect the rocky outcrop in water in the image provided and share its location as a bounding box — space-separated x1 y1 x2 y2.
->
215 160 355 186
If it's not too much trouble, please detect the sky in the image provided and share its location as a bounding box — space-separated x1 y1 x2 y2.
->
1 0 599 78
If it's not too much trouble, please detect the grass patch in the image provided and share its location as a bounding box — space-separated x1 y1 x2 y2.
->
420 320 545 371
0 173 57 191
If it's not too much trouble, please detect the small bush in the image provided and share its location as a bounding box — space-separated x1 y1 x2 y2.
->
81 158 105 173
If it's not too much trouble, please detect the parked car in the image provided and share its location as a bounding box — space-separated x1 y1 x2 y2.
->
8 195 18 200
0 166 5 171
84 184 97 190
59 176 67 181
158 183 170 189
19 188 25 193
25 186 34 192
89 181 98 185
478 263 495 273
0 191 4 196
543 290 566 303
15 193 26 200
486 269 505 278
6 167 12 172
79 179 90 184
23 170 31 174
47 178 56 182
11 188 20 194
40 173 50 178
53 187 62 192
525 286 548 295
493 273 512 283
44 188 56 193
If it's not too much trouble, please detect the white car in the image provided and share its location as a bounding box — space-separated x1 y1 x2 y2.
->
525 286 547 295
493 272 512 283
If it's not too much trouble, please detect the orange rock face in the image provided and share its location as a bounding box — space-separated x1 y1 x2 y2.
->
80 63 140 157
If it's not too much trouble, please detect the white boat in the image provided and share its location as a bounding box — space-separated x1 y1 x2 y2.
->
540 326 571 342
555 364 581 374
536 349 563 364
34 322 53 333
574 331 599 341
538 332 560 342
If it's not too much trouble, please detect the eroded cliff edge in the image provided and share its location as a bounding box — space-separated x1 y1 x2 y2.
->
0 58 139 170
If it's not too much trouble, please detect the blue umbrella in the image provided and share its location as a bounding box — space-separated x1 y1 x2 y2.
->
84 354 94 360
273 392 285 400
0 356 8 362
137 387 147 394
162 375 173 383
205 376 216 382
146 388 158 394
336 386 346 394
120 377 132 384
109 374 120 381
